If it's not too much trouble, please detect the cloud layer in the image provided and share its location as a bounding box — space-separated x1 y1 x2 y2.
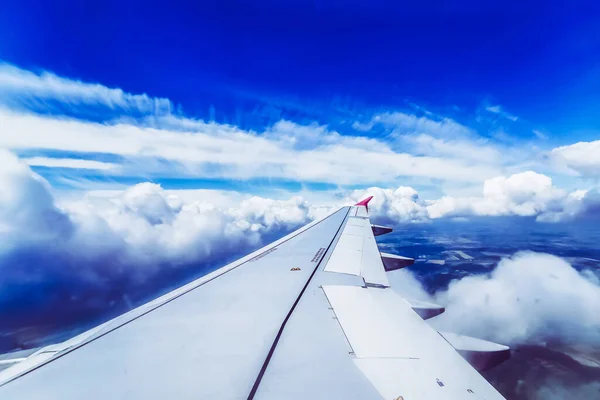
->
346 171 599 224
1 151 599 354
0 63 172 115
0 107 499 185
1 62 596 201
551 140 600 177
0 151 323 346
430 252 600 346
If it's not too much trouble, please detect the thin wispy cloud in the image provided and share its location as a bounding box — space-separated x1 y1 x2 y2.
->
0 108 500 186
533 129 548 140
353 111 474 138
23 157 119 171
0 62 594 200
485 104 518 122
0 63 172 115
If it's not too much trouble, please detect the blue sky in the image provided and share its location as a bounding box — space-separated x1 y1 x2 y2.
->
2 1 600 134
0 0 599 204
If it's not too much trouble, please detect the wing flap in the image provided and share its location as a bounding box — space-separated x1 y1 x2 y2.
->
322 285 423 358
354 357 503 399
323 285 505 399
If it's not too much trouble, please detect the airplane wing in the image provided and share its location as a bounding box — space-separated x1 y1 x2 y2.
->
0 198 509 399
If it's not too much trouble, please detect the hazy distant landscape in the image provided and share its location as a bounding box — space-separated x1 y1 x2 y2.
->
380 220 600 399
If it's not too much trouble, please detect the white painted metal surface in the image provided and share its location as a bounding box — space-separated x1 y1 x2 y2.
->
322 285 424 358
355 205 369 218
323 216 365 276
360 226 390 287
254 272 381 400
355 357 504 399
323 285 505 399
0 208 350 400
324 212 389 287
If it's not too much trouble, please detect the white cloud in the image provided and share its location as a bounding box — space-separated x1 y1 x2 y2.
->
431 252 600 345
1 151 599 355
5 64 565 192
0 63 172 114
485 105 502 113
67 186 321 267
344 186 430 224
353 111 474 138
8 149 592 295
0 150 73 250
533 129 548 140
23 157 118 170
0 153 334 341
332 172 600 224
0 108 499 185
485 104 518 122
0 152 321 268
402 133 502 163
550 140 600 177
0 64 596 224
426 171 578 221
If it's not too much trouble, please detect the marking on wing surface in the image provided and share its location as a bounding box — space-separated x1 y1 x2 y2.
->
249 247 277 262
310 247 326 262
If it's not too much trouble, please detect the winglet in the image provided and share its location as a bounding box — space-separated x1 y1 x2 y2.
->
355 196 373 207
355 196 373 213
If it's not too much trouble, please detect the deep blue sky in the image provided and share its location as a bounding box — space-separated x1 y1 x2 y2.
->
2 0 600 137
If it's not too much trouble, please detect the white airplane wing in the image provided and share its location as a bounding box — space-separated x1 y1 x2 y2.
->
0 198 509 399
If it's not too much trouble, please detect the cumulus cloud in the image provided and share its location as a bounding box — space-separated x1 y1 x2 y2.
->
550 140 600 177
430 252 600 346
67 186 320 268
330 172 599 224
344 186 430 224
426 171 598 222
0 150 73 251
1 150 599 354
0 153 322 347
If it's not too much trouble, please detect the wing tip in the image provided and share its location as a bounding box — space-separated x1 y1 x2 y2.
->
355 196 373 207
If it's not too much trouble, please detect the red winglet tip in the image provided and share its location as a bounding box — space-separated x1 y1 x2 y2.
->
355 196 373 207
